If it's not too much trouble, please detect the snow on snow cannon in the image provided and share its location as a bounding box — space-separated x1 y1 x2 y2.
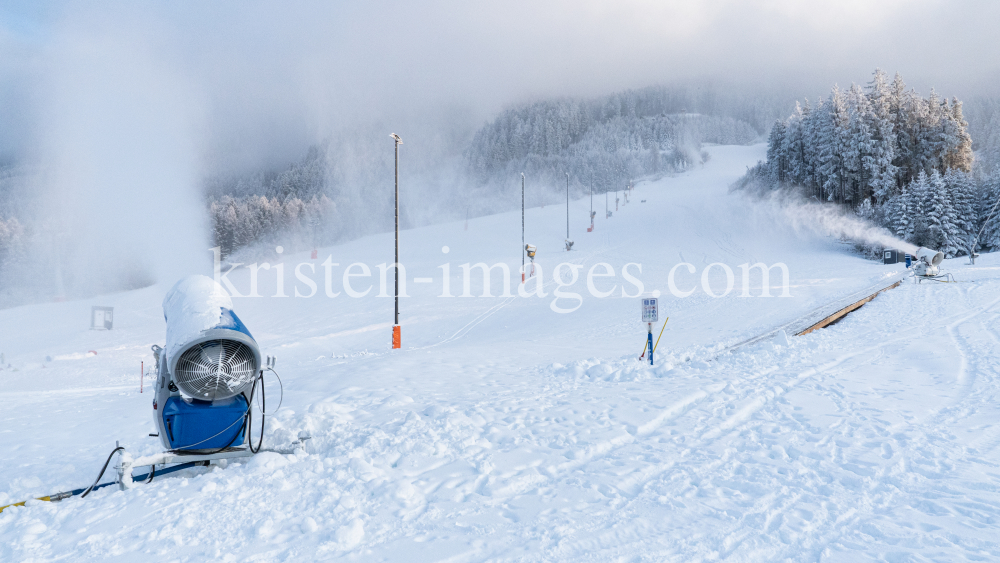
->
152 275 261 452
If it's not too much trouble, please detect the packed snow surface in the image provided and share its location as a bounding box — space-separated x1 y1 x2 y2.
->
3 144 1000 561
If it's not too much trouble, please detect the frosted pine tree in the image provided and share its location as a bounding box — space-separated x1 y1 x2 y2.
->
909 171 931 245
945 97 974 172
924 170 957 255
888 186 911 239
945 168 977 255
889 73 914 186
846 84 876 205
782 103 807 185
803 98 825 199
766 120 787 184
819 87 849 203
866 69 898 202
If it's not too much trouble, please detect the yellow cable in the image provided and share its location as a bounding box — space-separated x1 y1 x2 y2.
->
0 496 52 514
652 317 669 354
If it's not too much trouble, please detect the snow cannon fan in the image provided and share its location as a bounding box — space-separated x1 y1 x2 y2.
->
913 247 944 277
151 275 261 452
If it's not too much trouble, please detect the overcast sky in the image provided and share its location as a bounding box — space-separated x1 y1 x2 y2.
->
2 0 999 171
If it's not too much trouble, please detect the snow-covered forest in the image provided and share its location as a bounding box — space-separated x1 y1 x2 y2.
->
463 87 768 193
734 69 1000 257
3 78 1000 305
204 146 340 257
206 86 780 259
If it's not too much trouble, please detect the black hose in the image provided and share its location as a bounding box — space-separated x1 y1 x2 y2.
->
80 446 124 498
248 372 265 453
79 366 279 499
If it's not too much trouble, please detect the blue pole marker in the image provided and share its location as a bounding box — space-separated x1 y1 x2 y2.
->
905 254 912 268
642 297 658 366
648 324 654 365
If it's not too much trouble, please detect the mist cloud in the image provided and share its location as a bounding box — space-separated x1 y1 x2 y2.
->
4 1 998 172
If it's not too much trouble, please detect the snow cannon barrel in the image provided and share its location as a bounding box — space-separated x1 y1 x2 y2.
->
162 275 261 402
914 247 944 267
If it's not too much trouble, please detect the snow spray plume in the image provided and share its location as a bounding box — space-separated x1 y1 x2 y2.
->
758 191 918 255
30 12 208 299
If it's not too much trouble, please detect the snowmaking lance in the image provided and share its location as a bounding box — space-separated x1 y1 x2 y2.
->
0 275 308 513
525 244 537 279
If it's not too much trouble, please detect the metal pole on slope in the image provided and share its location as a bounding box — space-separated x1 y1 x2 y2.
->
391 133 403 349
565 173 569 240
521 173 525 283
590 175 594 231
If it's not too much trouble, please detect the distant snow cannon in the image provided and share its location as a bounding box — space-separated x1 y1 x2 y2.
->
152 275 261 452
913 247 944 277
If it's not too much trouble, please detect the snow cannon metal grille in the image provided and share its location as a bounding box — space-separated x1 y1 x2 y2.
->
174 340 258 401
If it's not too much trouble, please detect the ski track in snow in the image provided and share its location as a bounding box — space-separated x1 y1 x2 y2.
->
3 144 1000 561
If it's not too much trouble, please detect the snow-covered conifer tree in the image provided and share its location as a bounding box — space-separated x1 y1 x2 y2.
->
819 87 849 203
923 170 957 254
944 97 974 173
766 120 787 184
887 186 911 239
782 103 807 185
866 69 898 202
945 168 977 255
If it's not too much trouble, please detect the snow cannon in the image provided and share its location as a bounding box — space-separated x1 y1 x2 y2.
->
152 275 261 452
914 247 944 277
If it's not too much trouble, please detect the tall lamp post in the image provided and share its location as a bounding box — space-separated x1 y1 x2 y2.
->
521 173 525 283
391 133 402 349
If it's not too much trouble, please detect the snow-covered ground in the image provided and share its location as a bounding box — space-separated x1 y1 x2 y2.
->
3 144 1000 561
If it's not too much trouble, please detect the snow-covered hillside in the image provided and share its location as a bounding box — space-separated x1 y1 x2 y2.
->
3 144 999 561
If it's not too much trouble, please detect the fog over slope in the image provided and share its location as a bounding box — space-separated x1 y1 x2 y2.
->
1 1 999 306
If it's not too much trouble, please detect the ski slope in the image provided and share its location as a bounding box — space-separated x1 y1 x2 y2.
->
3 144 1000 561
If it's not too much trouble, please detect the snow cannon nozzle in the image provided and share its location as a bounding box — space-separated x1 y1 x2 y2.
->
915 247 944 267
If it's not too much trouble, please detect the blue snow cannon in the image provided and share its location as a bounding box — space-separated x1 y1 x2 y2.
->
152 275 261 452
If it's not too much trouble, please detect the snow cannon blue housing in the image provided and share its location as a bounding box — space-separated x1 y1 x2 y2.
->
153 276 261 452
161 395 249 450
